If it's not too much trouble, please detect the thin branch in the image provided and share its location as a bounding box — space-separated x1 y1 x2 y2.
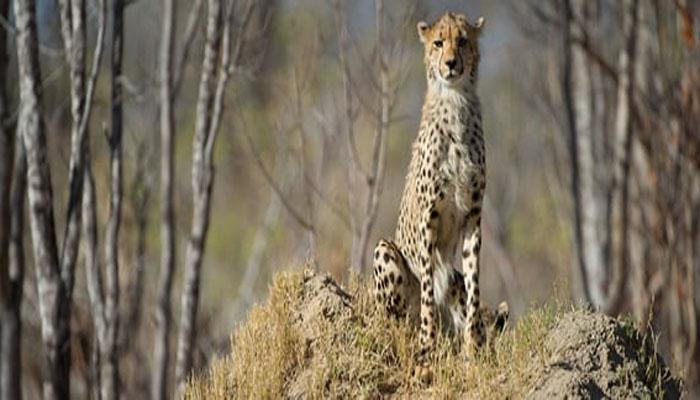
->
570 35 619 84
82 161 106 372
291 70 317 256
0 15 63 58
230 0 256 69
172 0 204 98
245 132 314 231
204 0 239 161
231 124 292 320
123 138 151 340
78 0 106 141
347 32 381 96
303 173 352 230
333 0 365 180
355 0 391 273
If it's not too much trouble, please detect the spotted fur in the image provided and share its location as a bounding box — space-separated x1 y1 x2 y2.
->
372 12 504 382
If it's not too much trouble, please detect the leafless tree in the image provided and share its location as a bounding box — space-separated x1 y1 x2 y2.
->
152 1 177 399
152 1 205 398
118 133 153 400
82 157 104 400
333 0 363 270
522 0 700 391
79 1 116 399
565 0 609 309
14 0 70 397
0 0 11 327
606 0 640 314
331 0 412 273
1 139 26 400
98 0 126 398
56 0 87 299
355 0 391 274
0 0 18 397
175 0 234 394
70 0 116 398
9 0 107 396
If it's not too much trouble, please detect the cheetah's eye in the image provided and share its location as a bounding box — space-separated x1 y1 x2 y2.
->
433 40 443 48
458 37 468 48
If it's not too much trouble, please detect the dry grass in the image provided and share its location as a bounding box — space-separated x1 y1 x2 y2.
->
184 269 675 399
185 269 567 399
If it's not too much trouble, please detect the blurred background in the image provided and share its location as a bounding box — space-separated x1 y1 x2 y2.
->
1 0 698 398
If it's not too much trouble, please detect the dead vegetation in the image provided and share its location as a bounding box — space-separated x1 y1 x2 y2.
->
185 269 682 399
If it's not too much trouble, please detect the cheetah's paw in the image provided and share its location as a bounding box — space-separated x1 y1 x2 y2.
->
412 363 433 385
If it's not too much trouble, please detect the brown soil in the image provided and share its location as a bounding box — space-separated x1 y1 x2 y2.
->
527 312 682 399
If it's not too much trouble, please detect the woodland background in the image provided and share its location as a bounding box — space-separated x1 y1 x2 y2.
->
0 0 698 399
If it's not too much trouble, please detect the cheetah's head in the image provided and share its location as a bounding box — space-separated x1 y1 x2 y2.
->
417 12 484 89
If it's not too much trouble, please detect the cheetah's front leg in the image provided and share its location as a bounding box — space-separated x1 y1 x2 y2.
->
461 207 485 356
414 211 438 383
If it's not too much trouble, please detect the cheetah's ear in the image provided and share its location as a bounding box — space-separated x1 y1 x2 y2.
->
417 21 430 43
474 16 485 34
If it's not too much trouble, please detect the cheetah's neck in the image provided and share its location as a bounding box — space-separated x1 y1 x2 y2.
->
421 84 482 140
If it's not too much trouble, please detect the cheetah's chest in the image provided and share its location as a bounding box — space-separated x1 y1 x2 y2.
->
396 101 483 279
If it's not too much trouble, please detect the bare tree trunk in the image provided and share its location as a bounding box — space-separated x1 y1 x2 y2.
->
14 0 70 398
119 138 151 400
123 146 150 341
176 0 232 394
0 0 12 320
607 0 639 314
292 74 317 260
356 0 390 274
565 0 609 308
572 1 607 309
56 0 87 298
81 161 105 400
629 0 657 324
153 0 177 398
101 1 125 398
0 0 19 394
562 0 590 303
1 140 26 400
333 0 363 269
231 188 283 317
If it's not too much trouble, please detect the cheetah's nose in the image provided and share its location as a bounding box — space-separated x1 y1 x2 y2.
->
445 59 457 70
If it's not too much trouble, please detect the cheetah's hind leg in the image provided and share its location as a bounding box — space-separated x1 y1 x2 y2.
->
372 239 419 320
445 272 509 356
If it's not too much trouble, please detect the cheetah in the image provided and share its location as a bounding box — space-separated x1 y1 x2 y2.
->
372 12 507 381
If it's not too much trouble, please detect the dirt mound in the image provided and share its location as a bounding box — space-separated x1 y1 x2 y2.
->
185 270 683 399
528 312 682 399
286 272 356 399
293 271 354 337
